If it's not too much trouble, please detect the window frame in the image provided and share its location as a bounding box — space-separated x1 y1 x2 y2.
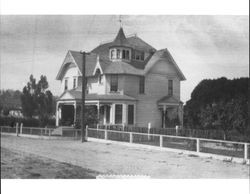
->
110 74 118 92
168 79 173 96
115 104 123 124
139 76 145 94
127 104 134 125
64 78 68 91
73 77 77 89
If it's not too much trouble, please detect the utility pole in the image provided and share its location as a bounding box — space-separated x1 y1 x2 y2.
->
80 51 86 142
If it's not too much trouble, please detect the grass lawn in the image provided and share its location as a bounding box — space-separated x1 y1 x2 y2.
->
1 147 99 179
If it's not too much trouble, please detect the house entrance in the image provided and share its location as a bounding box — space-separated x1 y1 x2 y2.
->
61 105 75 126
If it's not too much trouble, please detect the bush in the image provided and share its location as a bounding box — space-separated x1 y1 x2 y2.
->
0 115 55 127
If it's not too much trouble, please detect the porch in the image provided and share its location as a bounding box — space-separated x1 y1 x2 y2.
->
56 91 137 127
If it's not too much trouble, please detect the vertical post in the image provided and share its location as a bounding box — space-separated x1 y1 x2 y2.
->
41 128 43 136
129 132 133 143
85 125 88 139
160 135 163 147
16 123 19 136
80 51 86 142
175 125 179 136
163 105 166 128
196 138 200 153
122 123 125 131
97 124 99 130
20 123 23 134
148 122 151 140
105 130 108 140
49 129 51 137
244 143 248 160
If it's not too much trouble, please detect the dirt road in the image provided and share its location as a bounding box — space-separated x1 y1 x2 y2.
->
1 135 249 178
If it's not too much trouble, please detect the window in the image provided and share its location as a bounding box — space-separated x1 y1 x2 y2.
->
111 49 115 59
117 49 121 59
168 80 173 96
139 76 145 94
115 104 123 124
128 105 134 125
134 51 144 61
122 50 126 59
64 79 68 91
73 77 77 89
110 75 118 92
126 50 130 59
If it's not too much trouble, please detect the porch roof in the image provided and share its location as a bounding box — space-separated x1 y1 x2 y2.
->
157 95 183 105
59 89 136 101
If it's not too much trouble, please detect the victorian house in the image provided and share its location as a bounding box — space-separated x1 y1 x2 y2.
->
55 27 186 128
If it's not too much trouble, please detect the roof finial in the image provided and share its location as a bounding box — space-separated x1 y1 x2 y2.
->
118 15 123 28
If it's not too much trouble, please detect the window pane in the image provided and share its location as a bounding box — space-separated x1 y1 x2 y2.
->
110 75 118 92
64 79 68 90
128 105 134 125
115 104 123 124
117 49 121 59
139 76 145 94
122 50 126 59
168 80 173 96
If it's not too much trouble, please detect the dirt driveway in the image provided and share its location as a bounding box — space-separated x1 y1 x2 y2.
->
1 135 249 178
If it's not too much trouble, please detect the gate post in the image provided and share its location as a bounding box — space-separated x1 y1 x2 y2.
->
244 143 248 160
16 123 19 136
196 138 200 153
20 123 23 134
160 135 163 147
129 132 133 143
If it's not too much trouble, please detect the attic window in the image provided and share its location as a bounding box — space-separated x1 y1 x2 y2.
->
134 50 144 61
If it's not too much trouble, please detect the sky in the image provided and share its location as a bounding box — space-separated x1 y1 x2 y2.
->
0 15 249 103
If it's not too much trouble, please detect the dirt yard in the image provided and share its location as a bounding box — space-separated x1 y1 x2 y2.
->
1 134 249 178
1 147 98 179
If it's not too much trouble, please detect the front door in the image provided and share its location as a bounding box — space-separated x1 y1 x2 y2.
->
61 105 74 126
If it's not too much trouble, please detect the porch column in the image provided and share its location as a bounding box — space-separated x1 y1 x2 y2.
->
122 104 127 125
103 105 107 125
110 104 115 124
97 102 100 122
74 101 77 124
56 102 61 126
163 105 166 128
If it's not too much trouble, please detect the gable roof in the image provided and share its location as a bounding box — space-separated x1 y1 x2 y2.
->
144 49 186 81
56 28 186 80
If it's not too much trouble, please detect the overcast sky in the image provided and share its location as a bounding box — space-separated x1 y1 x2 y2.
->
0 15 249 103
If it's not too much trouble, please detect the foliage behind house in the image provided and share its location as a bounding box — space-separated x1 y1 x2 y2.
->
184 77 249 138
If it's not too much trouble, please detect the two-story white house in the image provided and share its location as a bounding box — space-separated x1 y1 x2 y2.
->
55 27 186 128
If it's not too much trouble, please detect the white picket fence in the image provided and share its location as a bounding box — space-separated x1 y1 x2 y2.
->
1 125 249 162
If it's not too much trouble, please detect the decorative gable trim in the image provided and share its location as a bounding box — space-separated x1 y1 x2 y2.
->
92 55 104 75
56 51 82 80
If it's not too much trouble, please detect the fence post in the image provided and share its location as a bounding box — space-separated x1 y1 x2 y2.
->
49 129 51 137
16 123 19 136
20 123 23 134
129 132 133 143
196 138 200 153
122 123 125 131
85 125 88 140
41 128 43 136
244 143 248 160
97 124 99 130
175 125 179 136
160 135 163 147
105 130 108 140
148 123 151 140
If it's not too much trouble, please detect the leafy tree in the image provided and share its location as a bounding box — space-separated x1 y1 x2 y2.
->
21 75 54 126
184 77 248 136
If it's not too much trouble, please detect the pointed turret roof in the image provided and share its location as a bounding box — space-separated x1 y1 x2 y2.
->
109 27 131 48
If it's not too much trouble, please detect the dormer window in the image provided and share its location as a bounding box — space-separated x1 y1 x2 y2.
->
134 50 144 61
110 48 131 61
